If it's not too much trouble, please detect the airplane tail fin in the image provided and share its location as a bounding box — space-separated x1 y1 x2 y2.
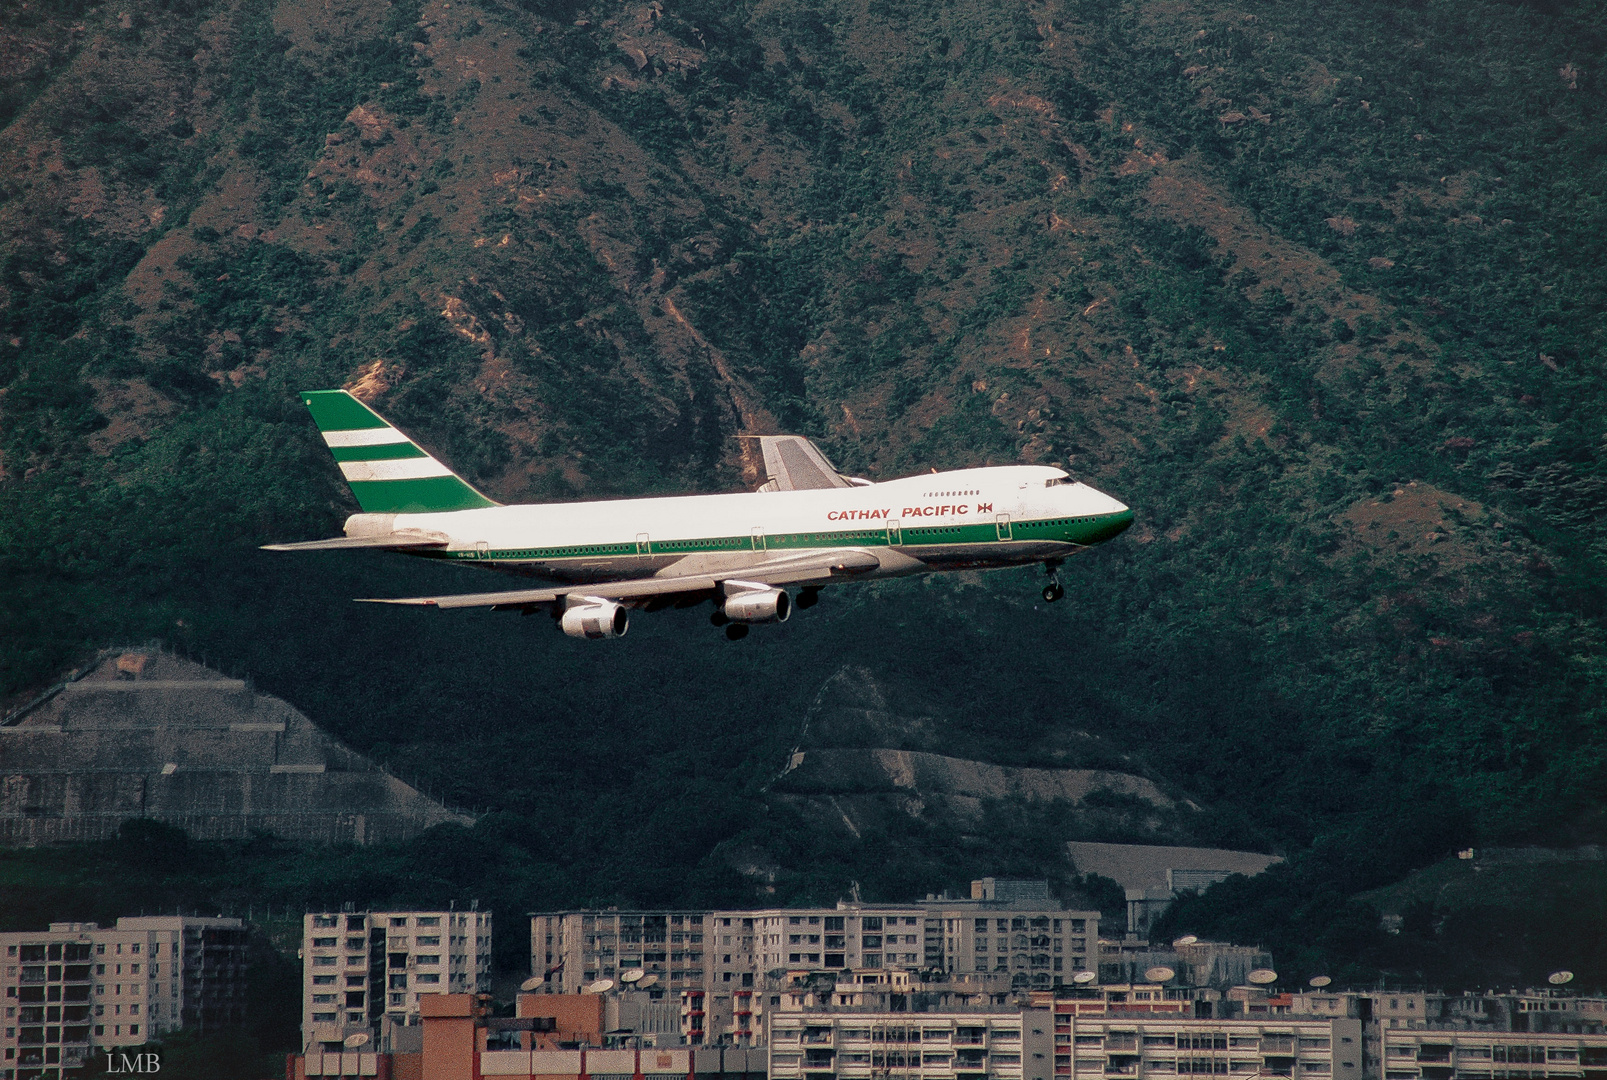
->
299 390 499 513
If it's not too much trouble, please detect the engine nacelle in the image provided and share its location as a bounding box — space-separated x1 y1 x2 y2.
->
560 600 629 639
723 587 791 624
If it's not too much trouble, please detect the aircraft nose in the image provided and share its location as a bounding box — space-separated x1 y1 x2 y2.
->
1077 484 1133 543
1100 505 1134 540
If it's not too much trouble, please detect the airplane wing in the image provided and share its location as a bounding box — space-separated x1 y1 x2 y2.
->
261 531 451 552
358 548 882 610
743 434 855 491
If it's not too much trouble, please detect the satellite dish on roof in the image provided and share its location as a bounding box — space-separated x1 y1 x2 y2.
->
1248 969 1278 985
344 1033 371 1049
1172 935 1198 947
585 979 616 994
1549 971 1575 986
1144 966 1176 984
521 977 544 992
621 968 646 984
1308 976 1332 988
637 974 660 989
1072 971 1097 985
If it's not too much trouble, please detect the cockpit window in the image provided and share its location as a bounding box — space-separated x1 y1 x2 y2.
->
1045 477 1072 487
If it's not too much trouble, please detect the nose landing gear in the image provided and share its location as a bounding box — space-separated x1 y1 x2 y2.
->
1042 561 1065 603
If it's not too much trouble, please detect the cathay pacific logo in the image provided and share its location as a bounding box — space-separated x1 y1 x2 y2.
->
903 502 996 517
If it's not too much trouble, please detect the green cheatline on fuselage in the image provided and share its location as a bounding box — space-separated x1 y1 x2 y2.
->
414 508 1134 564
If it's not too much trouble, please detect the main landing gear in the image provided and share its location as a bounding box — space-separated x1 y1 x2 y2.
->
1042 561 1065 603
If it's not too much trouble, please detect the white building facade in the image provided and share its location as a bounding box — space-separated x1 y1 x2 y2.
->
532 891 1100 1047
0 916 247 1077
1054 1013 1364 1080
770 1009 1054 1080
1376 1028 1606 1080
301 908 492 1051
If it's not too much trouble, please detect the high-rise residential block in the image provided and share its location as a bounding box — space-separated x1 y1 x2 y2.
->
301 908 491 1052
0 916 247 1076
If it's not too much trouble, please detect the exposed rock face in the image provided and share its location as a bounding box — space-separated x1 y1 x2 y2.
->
768 666 1178 839
0 652 472 845
779 747 1173 807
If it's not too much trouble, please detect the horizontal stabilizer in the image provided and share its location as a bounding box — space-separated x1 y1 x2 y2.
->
359 548 882 609
261 531 450 552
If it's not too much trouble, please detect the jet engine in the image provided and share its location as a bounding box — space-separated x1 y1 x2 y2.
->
560 600 629 639
723 587 791 624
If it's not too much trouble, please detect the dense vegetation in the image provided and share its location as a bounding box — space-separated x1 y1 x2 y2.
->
1 0 1605 1049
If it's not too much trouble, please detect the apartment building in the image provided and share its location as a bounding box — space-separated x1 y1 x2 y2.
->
734 906 931 974
931 908 1097 981
532 883 1100 1047
1052 1011 1365 1080
531 910 709 998
301 908 492 1051
771 1008 1054 1080
1375 1028 1607 1080
0 916 247 1077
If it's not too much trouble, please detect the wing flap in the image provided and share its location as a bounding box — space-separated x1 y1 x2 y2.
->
358 548 882 609
360 575 721 609
261 531 451 552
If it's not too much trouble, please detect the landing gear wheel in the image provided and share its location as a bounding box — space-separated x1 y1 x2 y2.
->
724 623 749 640
796 587 821 610
1042 561 1064 603
710 610 729 627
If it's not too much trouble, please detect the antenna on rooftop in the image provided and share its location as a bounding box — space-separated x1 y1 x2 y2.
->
1072 971 1096 985
520 977 544 992
1172 935 1198 947
621 969 646 985
1144 966 1176 984
1308 976 1333 988
585 978 616 994
1248 969 1278 986
344 1033 371 1049
1548 971 1574 986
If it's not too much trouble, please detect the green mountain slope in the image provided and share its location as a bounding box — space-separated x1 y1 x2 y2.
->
2 0 1605 987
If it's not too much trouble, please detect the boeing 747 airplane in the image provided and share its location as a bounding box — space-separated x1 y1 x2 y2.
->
265 390 1133 639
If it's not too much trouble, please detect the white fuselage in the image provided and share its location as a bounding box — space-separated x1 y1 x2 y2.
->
350 465 1131 585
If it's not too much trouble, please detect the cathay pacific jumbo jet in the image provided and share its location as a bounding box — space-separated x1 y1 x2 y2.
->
265 391 1132 639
